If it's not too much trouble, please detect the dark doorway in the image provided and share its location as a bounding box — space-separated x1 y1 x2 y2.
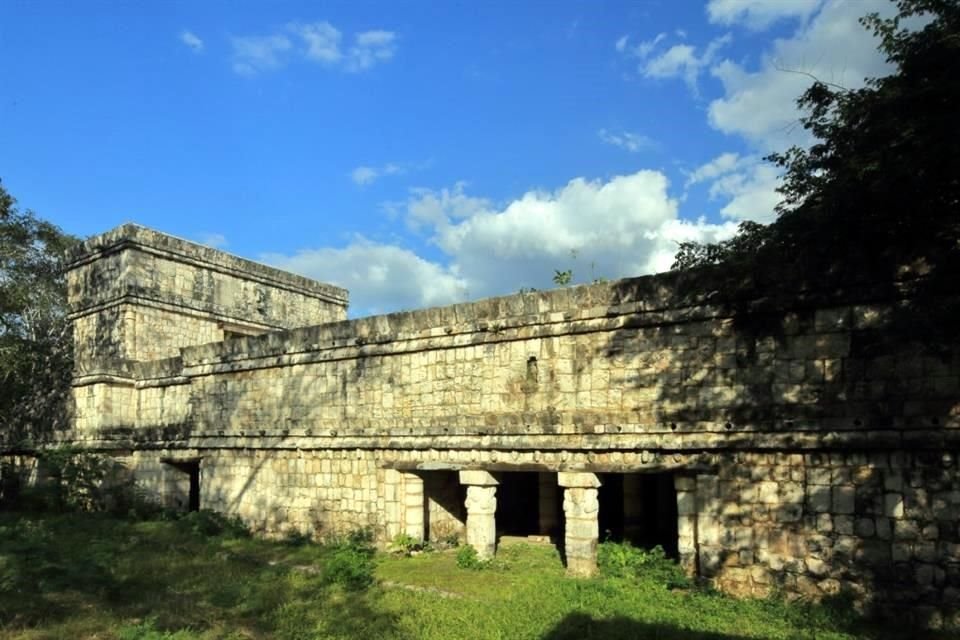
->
598 472 678 558
165 460 200 512
496 472 540 536
422 471 466 542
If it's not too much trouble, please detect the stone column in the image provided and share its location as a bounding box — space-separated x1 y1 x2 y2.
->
675 475 698 575
459 470 498 559
538 472 560 537
402 472 425 542
559 472 602 577
383 469 403 541
623 474 644 542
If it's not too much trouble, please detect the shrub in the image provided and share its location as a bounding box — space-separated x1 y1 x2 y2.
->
390 532 434 555
117 617 195 640
455 544 491 570
322 527 376 591
597 542 691 589
391 532 417 554
282 528 313 546
32 447 124 512
175 509 249 538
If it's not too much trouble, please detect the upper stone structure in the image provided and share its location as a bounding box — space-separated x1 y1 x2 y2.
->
66 223 348 382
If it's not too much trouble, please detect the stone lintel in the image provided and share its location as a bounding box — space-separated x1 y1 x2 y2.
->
459 469 499 486
558 471 601 488
72 374 137 388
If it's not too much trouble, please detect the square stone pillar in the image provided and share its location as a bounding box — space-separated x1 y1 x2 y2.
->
459 470 498 559
558 472 602 577
538 472 560 537
675 475 698 575
402 472 425 542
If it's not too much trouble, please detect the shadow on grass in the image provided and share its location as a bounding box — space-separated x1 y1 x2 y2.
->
541 612 747 640
0 512 406 639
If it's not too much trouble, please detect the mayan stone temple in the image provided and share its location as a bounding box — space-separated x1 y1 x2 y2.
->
63 224 958 623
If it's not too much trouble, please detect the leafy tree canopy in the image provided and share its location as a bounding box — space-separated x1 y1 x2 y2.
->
673 0 959 292
0 180 78 444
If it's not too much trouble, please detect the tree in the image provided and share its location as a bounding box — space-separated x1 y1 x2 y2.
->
0 180 78 445
673 0 959 290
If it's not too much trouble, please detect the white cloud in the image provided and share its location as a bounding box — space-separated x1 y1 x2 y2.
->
292 21 342 63
598 129 654 153
707 0 894 150
262 238 468 316
180 30 204 53
707 0 824 30
685 153 782 223
350 160 433 187
346 30 397 72
671 0 895 223
231 34 292 75
231 22 396 75
708 162 782 222
618 32 731 94
616 32 667 58
351 167 379 186
684 152 742 188
350 162 410 186
643 44 699 84
197 233 228 249
412 172 736 298
263 171 737 315
405 182 490 230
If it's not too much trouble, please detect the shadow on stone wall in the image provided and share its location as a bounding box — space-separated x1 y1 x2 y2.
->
207 364 339 537
597 268 960 623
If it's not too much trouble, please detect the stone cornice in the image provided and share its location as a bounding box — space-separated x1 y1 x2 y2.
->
66 223 348 307
47 426 960 453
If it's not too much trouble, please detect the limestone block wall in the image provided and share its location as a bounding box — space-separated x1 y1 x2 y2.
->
106 280 959 450
686 452 960 617
66 223 348 373
58 227 960 625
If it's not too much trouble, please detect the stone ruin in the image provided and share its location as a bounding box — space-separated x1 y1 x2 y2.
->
43 224 960 625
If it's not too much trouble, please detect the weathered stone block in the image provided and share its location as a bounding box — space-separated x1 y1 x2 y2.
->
832 485 856 514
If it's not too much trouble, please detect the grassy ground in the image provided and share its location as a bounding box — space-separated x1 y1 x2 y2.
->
0 512 941 640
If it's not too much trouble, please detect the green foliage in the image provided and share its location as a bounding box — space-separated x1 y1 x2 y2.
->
175 509 250 538
118 617 197 640
552 269 573 286
673 0 960 300
321 527 377 590
597 542 692 590
282 528 314 546
0 180 79 445
552 249 608 287
21 446 129 513
390 532 418 554
455 543 491 570
0 512 934 640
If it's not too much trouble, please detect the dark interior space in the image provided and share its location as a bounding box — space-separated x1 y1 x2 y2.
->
422 470 466 540
495 472 540 536
167 460 200 511
598 472 678 558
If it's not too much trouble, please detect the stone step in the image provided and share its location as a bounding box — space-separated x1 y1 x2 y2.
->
497 534 556 546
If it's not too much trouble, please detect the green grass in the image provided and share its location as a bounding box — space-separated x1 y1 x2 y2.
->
0 512 942 640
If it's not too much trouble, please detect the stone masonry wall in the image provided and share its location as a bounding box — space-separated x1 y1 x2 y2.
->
59 226 960 626
67 224 348 372
88 283 959 447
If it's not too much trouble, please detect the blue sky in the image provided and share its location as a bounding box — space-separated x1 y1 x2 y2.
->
1 0 895 316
